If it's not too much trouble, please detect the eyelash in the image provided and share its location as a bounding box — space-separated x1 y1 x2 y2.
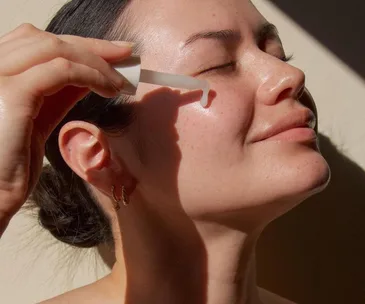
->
200 61 237 74
281 54 294 62
200 53 294 74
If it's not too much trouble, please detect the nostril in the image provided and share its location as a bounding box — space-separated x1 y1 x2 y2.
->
276 88 292 103
276 82 305 104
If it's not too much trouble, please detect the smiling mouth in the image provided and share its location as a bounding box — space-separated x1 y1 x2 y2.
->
252 109 318 144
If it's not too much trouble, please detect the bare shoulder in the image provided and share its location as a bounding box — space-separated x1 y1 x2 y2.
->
39 285 100 304
258 287 296 304
38 278 118 304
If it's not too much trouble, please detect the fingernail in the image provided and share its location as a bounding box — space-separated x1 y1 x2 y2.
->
111 41 135 48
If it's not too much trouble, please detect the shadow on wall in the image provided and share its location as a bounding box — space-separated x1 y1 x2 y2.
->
256 134 365 304
268 0 365 80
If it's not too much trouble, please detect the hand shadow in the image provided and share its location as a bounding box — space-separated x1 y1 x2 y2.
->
98 87 214 304
256 134 365 304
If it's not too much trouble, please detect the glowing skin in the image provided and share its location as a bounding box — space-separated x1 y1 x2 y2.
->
55 0 331 303
119 0 330 221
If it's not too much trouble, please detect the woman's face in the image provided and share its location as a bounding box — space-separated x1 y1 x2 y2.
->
116 0 330 222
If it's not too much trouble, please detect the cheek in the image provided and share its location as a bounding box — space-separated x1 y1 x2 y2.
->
133 82 258 210
175 82 256 162
170 87 256 204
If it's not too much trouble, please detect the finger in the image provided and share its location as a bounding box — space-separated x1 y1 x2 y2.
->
18 57 122 99
0 36 42 58
0 36 126 89
58 35 134 62
12 58 122 139
0 33 133 64
0 23 39 44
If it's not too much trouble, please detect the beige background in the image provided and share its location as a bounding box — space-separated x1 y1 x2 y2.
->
0 0 364 303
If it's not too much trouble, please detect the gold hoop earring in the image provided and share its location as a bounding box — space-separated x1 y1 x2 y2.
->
111 185 129 210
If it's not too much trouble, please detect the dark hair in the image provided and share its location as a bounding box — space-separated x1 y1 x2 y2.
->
29 0 137 248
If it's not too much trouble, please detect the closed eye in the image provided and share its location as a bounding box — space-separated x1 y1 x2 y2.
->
199 52 292 75
199 61 236 74
199 53 291 75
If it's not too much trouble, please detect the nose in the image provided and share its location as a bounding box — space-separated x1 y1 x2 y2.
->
255 57 305 106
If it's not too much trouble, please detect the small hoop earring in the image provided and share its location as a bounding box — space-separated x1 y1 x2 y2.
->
111 185 129 210
121 186 129 206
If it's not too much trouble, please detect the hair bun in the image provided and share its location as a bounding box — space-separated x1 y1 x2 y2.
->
31 165 112 248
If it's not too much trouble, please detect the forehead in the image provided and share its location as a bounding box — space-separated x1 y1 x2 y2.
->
131 0 263 35
127 0 265 69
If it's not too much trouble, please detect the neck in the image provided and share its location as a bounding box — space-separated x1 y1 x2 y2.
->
107 198 263 304
194 221 262 304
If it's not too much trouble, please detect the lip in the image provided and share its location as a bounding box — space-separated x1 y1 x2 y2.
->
251 109 317 143
264 127 317 143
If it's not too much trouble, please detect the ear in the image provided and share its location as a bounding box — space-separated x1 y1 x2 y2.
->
58 121 114 194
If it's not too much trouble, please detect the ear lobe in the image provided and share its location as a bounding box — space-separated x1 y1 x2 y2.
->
59 121 110 182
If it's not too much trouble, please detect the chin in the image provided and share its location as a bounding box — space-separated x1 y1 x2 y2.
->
188 144 330 225
253 157 330 227
274 147 331 206
249 143 331 220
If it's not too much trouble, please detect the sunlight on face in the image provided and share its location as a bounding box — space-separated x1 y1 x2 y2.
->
118 0 330 223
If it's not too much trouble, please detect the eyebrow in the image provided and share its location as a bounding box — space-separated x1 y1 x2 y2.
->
183 29 241 48
182 22 280 48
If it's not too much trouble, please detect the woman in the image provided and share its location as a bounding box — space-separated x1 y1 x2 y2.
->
0 0 330 303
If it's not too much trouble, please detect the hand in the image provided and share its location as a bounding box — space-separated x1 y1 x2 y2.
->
0 24 132 235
